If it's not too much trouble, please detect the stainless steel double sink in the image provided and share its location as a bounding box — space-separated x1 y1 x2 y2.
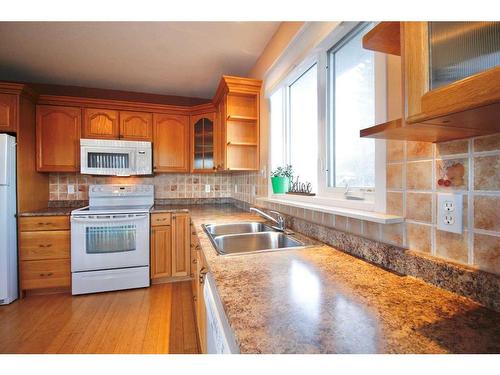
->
202 222 304 256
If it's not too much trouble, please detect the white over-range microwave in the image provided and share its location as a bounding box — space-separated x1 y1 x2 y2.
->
80 138 152 176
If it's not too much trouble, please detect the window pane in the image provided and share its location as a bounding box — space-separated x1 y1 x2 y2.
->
289 64 318 192
270 89 284 171
330 24 375 188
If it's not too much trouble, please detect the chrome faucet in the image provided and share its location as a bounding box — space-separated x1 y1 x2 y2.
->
250 207 287 232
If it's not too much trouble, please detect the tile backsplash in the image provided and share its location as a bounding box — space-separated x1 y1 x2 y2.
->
49 173 233 201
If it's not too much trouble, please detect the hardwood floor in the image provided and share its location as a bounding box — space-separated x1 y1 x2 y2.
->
0 282 199 354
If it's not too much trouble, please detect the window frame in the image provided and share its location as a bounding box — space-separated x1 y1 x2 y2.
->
267 22 387 213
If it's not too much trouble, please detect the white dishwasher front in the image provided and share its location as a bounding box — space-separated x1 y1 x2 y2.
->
204 273 240 354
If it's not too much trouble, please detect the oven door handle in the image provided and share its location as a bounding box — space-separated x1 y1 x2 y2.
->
71 214 148 224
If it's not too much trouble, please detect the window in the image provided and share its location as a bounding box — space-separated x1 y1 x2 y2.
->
289 64 318 191
328 23 375 189
270 88 284 171
270 62 318 191
268 22 385 211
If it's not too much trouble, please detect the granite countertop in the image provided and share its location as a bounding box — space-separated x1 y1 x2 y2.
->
189 204 500 354
18 207 79 217
150 204 190 214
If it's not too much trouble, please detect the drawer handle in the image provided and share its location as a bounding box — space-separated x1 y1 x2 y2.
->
156 218 167 221
39 272 54 277
38 222 51 226
192 259 197 264
39 244 53 248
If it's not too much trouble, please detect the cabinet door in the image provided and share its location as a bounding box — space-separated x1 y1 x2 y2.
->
190 112 217 172
151 225 172 279
36 105 81 172
119 111 152 141
83 108 119 139
0 93 17 132
171 213 190 277
153 113 190 172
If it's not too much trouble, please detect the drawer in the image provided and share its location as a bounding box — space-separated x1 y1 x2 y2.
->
19 216 70 232
19 231 70 261
21 259 71 290
151 213 171 226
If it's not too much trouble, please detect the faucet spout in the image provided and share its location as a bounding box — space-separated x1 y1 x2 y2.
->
250 207 286 231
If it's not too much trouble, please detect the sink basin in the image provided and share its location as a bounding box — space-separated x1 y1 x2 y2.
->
211 232 304 256
203 222 276 236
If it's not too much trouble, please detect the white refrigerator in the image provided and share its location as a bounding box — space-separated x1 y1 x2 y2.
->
0 134 17 305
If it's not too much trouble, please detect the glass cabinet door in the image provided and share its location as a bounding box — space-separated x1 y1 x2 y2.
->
429 22 500 89
193 117 215 170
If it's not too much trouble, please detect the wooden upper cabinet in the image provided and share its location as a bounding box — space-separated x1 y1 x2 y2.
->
171 213 191 277
83 108 119 139
36 105 81 172
402 22 500 132
213 76 262 171
0 93 17 132
153 114 190 172
119 111 152 141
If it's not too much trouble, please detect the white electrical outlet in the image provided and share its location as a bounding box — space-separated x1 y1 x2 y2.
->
251 185 256 196
437 193 462 234
67 184 75 194
205 184 210 193
234 184 238 193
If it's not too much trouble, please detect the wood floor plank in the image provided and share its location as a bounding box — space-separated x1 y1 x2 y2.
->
181 282 199 354
141 283 172 353
168 283 185 354
0 282 199 354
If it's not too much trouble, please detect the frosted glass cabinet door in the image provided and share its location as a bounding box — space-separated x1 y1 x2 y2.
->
192 116 215 171
429 22 500 89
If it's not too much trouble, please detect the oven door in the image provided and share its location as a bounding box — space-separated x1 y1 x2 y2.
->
71 213 149 272
80 146 136 176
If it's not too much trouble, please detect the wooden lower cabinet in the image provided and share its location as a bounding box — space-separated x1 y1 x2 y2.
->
18 215 71 295
151 225 172 279
150 212 191 281
171 213 191 277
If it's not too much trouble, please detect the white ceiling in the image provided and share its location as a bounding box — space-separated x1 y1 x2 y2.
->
0 22 280 99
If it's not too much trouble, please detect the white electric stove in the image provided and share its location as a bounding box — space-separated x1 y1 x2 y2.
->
71 184 153 295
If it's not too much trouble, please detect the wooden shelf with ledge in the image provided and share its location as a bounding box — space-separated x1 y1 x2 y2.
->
226 114 258 122
362 22 401 56
360 117 486 142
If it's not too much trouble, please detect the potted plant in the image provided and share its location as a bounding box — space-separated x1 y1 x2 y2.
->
270 165 293 194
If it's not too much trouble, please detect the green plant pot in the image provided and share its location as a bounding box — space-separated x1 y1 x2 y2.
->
271 177 290 194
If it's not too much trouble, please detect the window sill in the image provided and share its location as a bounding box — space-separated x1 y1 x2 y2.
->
257 196 403 224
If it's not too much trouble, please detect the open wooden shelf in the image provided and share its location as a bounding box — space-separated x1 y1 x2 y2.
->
362 22 401 56
226 115 257 122
227 141 257 146
360 117 488 142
